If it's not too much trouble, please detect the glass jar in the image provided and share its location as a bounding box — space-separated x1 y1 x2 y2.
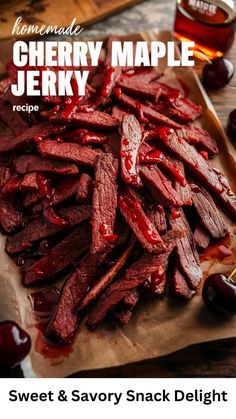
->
174 0 236 58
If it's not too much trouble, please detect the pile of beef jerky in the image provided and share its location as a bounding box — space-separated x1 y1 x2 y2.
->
0 36 235 343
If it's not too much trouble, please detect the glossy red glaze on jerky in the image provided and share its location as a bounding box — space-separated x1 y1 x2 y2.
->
43 205 68 227
62 102 77 120
190 184 201 193
113 87 122 99
71 77 80 102
202 273 236 314
20 242 32 249
168 163 186 186
145 150 164 161
103 233 118 244
121 115 143 187
135 101 149 124
64 126 107 145
140 147 186 187
114 89 181 129
99 223 108 234
91 153 118 254
119 197 158 243
35 174 69 226
101 67 116 97
144 266 166 294
36 173 52 200
175 125 219 156
0 321 31 369
63 128 85 141
199 151 209 160
29 288 60 319
82 132 108 145
171 209 181 219
118 188 164 250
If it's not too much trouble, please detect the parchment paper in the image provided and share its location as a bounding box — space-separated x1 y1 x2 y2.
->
0 31 236 378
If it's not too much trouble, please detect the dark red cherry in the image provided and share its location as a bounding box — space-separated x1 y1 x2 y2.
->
202 58 234 89
0 321 31 369
227 109 236 137
202 273 236 315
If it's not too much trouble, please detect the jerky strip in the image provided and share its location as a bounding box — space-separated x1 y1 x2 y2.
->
0 194 22 233
175 125 219 156
118 187 165 253
53 176 81 205
113 289 140 325
24 223 91 285
20 173 38 192
6 205 92 254
114 89 181 129
169 209 202 289
15 155 79 175
87 229 184 328
173 161 192 206
170 267 196 300
121 114 142 187
0 122 63 153
143 263 167 295
91 153 118 254
189 180 228 239
76 173 93 203
49 110 119 131
193 222 210 249
38 140 99 166
140 165 182 207
79 240 135 312
117 78 162 101
147 205 167 234
46 252 106 342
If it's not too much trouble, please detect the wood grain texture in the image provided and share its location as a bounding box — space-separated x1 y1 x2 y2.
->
0 0 143 40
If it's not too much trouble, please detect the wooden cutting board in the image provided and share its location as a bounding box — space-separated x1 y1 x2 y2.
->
0 0 143 40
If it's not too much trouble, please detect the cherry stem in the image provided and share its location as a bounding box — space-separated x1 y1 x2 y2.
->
227 266 236 284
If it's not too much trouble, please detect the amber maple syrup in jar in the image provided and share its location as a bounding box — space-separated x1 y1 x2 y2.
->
174 0 236 57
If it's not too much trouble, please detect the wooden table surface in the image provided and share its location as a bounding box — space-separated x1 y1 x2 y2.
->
0 2 236 378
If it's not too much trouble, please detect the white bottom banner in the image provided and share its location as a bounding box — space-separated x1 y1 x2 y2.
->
0 378 235 418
